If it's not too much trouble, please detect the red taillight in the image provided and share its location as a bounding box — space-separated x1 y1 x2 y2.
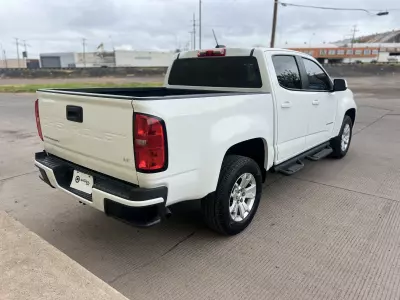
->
35 99 43 141
197 48 226 57
134 113 167 172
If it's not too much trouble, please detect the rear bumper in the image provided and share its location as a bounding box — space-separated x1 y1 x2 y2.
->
35 151 169 227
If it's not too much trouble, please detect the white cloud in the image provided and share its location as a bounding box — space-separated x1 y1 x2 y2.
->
0 0 398 58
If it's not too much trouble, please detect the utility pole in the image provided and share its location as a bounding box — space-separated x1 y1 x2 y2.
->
0 43 3 68
3 49 7 68
82 38 87 67
349 25 359 63
270 0 279 48
199 0 202 49
189 31 193 50
350 25 358 48
22 40 30 63
377 43 382 62
14 38 20 67
192 13 196 49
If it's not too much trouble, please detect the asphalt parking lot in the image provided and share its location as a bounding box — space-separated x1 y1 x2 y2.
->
1 76 400 300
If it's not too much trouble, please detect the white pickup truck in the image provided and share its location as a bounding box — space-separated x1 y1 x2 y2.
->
34 48 356 235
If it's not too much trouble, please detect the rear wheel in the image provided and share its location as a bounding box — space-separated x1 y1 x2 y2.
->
201 155 262 235
330 115 353 158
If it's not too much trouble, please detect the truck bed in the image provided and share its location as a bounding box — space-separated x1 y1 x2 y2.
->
38 87 243 100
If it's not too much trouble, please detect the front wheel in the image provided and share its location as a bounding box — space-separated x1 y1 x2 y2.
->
330 115 353 158
201 155 262 235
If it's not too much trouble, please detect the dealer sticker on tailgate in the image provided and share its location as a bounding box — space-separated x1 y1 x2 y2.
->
70 170 93 194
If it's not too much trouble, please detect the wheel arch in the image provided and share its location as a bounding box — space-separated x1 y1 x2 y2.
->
223 138 269 182
345 108 356 127
332 92 357 137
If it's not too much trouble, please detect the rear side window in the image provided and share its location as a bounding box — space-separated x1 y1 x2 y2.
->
302 58 331 91
168 56 262 88
272 56 302 89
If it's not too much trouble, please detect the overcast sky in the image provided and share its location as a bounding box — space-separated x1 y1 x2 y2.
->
0 0 399 58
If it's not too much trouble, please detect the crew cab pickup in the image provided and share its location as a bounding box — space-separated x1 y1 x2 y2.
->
34 48 356 235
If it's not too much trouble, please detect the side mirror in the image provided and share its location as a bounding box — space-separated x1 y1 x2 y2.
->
333 78 347 92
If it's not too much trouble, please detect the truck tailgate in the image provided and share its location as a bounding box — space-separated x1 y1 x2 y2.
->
37 91 138 184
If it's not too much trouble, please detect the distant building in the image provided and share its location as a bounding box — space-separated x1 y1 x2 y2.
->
114 50 174 67
26 59 40 69
40 52 76 68
283 43 400 64
286 44 380 63
38 50 175 68
74 51 115 68
289 29 400 64
0 58 27 68
340 43 400 63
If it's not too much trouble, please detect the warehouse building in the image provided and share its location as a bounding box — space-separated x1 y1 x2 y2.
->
0 58 27 68
40 52 76 68
39 50 175 68
284 29 400 64
74 51 115 68
114 50 174 67
0 58 40 69
287 44 399 64
287 44 381 64
40 51 115 68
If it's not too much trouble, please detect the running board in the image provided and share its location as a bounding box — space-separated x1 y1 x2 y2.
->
306 147 333 161
278 160 304 175
274 142 330 176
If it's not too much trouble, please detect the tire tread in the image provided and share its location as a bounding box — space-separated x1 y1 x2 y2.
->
201 155 261 235
330 115 353 159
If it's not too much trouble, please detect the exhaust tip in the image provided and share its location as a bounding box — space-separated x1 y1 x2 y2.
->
164 207 172 219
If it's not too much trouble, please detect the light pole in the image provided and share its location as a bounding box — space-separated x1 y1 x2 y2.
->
271 1 389 49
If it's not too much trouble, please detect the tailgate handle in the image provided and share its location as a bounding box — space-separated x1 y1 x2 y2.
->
66 105 83 123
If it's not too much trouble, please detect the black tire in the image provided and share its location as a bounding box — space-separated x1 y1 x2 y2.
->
201 155 262 235
330 115 353 158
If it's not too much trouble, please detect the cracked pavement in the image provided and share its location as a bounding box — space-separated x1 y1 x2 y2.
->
1 76 400 300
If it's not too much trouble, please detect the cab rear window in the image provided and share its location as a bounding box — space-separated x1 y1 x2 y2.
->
168 56 262 88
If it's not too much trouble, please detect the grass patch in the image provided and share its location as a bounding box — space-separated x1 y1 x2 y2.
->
0 82 163 93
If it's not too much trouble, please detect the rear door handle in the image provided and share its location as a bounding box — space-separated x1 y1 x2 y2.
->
281 101 292 108
312 100 320 106
66 105 83 123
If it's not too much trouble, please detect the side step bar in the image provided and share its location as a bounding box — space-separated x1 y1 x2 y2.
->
278 160 304 176
274 142 331 176
306 147 333 161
